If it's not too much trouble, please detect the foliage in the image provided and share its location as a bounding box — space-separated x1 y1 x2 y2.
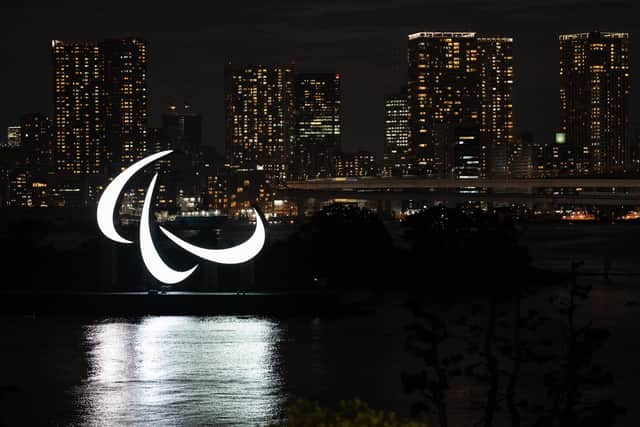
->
402 206 530 294
401 207 622 427
534 262 626 426
268 399 428 427
256 203 395 290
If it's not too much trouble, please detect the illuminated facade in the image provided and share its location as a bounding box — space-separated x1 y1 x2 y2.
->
207 174 228 212
53 38 148 177
407 32 480 177
559 32 630 175
53 40 106 175
293 73 342 179
383 87 410 176
20 113 53 176
225 64 294 185
452 126 481 180
333 151 377 177
7 126 21 148
227 170 274 216
103 38 148 171
478 37 514 178
8 170 31 207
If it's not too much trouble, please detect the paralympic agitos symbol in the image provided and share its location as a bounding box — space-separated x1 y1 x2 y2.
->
97 150 266 284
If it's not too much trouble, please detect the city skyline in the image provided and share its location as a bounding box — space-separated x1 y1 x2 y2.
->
2 1 639 159
1 29 636 210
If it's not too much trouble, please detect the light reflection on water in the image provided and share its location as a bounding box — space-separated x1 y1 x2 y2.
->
78 316 285 426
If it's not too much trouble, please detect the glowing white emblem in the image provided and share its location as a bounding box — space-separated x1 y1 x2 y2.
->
96 150 266 284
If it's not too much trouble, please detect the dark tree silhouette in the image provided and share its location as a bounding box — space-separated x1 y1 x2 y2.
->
256 203 395 290
401 207 620 427
534 261 625 427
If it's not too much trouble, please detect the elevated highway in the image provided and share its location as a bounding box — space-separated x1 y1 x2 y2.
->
283 177 640 208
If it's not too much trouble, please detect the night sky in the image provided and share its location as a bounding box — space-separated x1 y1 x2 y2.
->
1 0 638 158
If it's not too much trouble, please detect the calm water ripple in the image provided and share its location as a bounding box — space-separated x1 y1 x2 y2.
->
76 317 285 426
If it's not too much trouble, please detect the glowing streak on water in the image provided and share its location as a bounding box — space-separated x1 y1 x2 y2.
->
81 317 284 426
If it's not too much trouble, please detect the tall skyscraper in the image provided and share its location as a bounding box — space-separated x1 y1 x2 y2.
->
559 32 630 175
20 113 53 176
293 73 342 179
162 103 203 157
225 64 294 184
7 126 21 148
102 38 148 171
383 87 410 176
478 37 514 178
53 40 106 175
53 38 148 176
407 32 480 177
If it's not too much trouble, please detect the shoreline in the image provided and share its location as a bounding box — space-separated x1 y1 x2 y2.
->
0 290 368 316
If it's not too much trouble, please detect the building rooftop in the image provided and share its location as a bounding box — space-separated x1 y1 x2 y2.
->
477 36 514 43
408 32 476 40
559 32 629 40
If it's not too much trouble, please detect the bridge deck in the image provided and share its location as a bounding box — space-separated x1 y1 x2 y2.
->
287 177 640 191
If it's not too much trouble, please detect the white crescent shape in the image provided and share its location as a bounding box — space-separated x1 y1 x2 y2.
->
140 173 198 284
97 150 174 244
158 208 266 265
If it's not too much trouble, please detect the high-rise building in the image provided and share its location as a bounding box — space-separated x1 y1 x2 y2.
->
333 151 377 177
452 125 482 180
478 37 514 178
207 174 229 213
162 103 203 158
383 87 410 176
407 32 480 177
53 38 148 177
225 64 294 185
53 40 106 175
7 126 21 148
102 38 148 171
20 113 53 176
293 73 341 179
147 127 170 173
509 131 535 178
8 170 31 207
559 32 630 175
